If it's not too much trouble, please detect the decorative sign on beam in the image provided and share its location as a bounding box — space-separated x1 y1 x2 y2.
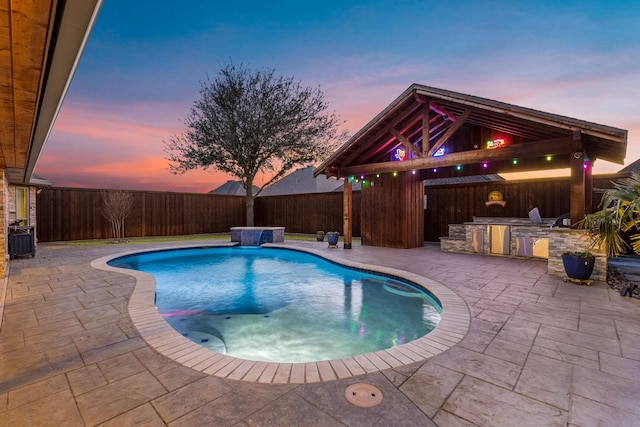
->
486 138 506 149
390 128 423 159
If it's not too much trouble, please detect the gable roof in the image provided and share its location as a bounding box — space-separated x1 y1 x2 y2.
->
209 180 259 196
619 159 640 173
260 166 343 196
315 84 628 180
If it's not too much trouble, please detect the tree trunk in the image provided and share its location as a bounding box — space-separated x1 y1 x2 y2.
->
245 176 255 226
246 196 254 226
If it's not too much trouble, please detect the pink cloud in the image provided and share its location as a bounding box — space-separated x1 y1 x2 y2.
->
35 88 346 192
37 99 276 192
36 58 639 194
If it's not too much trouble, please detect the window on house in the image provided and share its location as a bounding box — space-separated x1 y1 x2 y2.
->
16 187 29 226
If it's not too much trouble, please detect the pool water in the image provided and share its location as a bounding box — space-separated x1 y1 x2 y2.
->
110 247 441 363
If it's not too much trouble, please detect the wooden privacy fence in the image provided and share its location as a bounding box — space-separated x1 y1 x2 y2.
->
36 188 361 242
37 174 623 243
254 192 361 235
36 188 246 242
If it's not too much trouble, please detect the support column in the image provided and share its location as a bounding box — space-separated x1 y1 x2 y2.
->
0 171 6 276
343 179 352 249
584 157 593 214
569 131 587 227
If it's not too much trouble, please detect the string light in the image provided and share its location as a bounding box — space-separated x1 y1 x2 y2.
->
546 155 552 161
353 162 546 179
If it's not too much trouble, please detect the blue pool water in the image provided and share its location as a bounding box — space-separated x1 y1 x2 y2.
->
110 247 441 363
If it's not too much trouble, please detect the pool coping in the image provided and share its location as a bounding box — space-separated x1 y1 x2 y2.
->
90 242 471 384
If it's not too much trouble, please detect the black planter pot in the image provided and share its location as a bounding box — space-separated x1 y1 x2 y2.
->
562 254 595 280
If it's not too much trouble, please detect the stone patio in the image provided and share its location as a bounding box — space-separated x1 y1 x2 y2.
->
1 240 638 426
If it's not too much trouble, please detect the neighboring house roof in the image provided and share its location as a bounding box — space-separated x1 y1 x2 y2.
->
619 159 640 173
260 166 343 196
28 173 54 187
333 182 362 192
209 180 259 196
424 174 505 186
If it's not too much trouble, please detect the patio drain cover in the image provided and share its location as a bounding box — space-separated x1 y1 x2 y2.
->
345 383 383 407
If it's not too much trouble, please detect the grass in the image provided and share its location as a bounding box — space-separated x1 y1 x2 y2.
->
55 233 323 246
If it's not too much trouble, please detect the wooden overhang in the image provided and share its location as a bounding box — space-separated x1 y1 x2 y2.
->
0 0 102 185
315 84 628 180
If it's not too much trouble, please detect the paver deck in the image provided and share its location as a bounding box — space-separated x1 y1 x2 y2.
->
1 240 639 426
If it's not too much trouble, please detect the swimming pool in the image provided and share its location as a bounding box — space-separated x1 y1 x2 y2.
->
109 246 442 363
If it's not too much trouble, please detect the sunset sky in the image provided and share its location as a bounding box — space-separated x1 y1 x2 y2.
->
35 0 640 193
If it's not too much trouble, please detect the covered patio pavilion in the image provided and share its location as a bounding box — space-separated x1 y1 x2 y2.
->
315 84 628 250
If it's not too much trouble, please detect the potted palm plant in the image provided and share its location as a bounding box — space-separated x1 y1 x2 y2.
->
579 171 640 257
576 172 640 291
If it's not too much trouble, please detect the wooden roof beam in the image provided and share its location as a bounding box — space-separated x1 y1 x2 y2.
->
414 93 428 104
422 103 430 154
429 101 458 122
426 109 471 157
340 106 424 166
389 128 423 158
338 136 573 177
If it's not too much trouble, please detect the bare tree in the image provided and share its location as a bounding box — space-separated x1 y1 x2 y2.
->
165 62 346 225
101 189 133 240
